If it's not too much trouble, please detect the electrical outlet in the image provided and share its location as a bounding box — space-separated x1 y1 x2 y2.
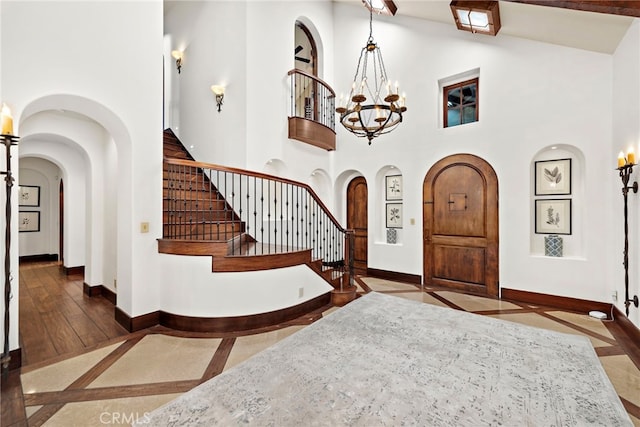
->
140 222 149 233
114 279 117 289
611 290 617 302
298 287 304 298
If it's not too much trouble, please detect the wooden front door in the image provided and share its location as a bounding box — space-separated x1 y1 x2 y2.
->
347 177 368 274
423 154 499 296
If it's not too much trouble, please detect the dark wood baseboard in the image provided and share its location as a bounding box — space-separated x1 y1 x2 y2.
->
115 293 331 333
501 288 612 314
2 348 22 372
19 254 58 263
367 268 422 285
83 283 117 305
61 265 84 276
609 306 640 366
115 307 160 332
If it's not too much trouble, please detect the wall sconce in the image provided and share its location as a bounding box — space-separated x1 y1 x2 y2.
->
450 0 501 36
171 50 183 74
210 85 225 112
616 148 639 316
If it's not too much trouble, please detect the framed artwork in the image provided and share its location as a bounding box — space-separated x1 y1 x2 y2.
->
19 185 40 207
535 158 571 195
385 175 402 200
386 203 402 228
18 211 40 232
535 199 571 235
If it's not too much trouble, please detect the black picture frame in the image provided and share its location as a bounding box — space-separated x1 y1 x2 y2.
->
385 175 402 201
19 185 41 207
386 203 402 228
535 158 571 196
535 199 571 235
18 211 40 232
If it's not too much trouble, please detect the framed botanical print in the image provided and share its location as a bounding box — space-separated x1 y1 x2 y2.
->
386 203 402 228
535 199 571 235
18 211 40 232
535 158 571 195
19 185 40 207
385 175 402 200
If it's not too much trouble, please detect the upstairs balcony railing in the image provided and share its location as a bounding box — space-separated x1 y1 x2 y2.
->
164 158 353 283
287 69 336 151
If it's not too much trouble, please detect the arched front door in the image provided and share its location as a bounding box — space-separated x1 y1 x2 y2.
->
423 154 499 296
347 176 368 275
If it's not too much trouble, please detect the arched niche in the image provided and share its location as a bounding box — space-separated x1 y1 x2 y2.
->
530 144 585 258
309 168 332 212
376 165 403 244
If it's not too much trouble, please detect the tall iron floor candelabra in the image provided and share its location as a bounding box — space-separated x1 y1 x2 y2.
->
1 133 18 376
618 162 639 317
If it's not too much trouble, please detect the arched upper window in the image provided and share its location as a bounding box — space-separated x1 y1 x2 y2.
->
294 21 317 76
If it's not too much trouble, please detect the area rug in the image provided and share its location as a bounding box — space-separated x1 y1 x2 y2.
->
140 292 632 426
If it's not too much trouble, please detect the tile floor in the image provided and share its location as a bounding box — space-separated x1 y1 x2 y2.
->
15 278 640 426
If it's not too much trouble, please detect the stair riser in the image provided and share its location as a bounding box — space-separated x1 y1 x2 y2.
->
164 198 229 209
163 224 245 239
163 211 236 222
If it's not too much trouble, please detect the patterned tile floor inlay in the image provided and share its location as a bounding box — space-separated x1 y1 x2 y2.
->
14 277 640 426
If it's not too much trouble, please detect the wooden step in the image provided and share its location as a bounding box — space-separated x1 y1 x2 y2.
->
157 239 228 256
163 221 245 239
212 248 312 272
227 233 257 255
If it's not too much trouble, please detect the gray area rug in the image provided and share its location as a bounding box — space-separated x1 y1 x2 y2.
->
141 292 632 426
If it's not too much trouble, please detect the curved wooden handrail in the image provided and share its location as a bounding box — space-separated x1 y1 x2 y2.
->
165 157 347 234
287 69 336 98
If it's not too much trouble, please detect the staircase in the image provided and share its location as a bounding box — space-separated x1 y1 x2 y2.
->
159 129 356 303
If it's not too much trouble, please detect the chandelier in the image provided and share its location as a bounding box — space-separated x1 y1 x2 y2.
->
336 7 406 145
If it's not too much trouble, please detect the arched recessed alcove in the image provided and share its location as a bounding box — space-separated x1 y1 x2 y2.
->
263 158 287 177
530 144 585 259
309 168 332 211
376 165 403 245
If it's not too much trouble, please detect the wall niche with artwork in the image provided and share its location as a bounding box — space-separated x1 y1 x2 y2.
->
530 146 584 259
377 167 403 245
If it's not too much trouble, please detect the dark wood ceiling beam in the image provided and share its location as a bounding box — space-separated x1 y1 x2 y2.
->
503 1 640 18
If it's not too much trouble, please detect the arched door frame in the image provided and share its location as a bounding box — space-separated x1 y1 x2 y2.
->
423 153 499 296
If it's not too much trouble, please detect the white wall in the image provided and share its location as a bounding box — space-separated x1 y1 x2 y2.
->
18 134 87 270
1 0 164 353
17 158 60 257
331 3 621 308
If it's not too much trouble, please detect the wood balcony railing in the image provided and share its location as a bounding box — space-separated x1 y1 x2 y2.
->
163 158 354 287
288 69 336 151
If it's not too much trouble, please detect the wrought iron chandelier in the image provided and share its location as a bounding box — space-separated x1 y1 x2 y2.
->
336 7 406 145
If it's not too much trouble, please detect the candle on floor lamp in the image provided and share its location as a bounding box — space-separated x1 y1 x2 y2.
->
627 148 636 165
1 103 13 136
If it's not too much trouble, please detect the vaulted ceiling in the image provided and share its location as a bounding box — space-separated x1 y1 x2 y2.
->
340 0 640 53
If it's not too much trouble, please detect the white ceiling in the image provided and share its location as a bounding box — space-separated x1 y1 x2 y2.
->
164 1 635 54
338 0 635 54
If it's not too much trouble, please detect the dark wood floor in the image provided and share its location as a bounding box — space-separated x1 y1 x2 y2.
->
2 261 130 426
18 261 129 366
